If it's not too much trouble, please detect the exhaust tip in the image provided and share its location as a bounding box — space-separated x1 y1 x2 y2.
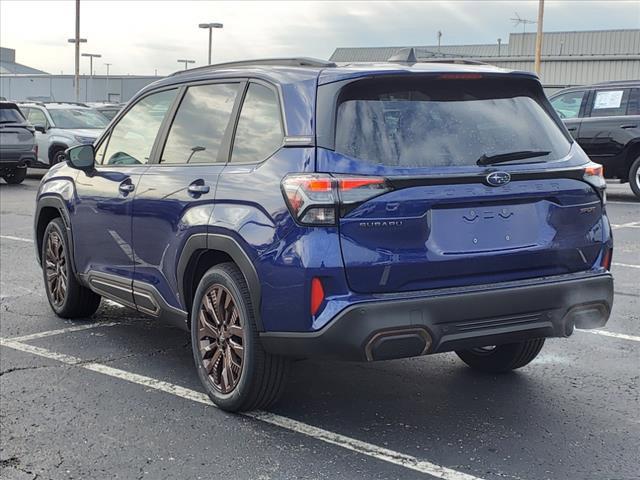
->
365 328 432 362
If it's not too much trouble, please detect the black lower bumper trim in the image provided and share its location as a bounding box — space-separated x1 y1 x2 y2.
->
260 273 613 362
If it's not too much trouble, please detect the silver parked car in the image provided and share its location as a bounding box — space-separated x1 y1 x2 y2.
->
18 102 109 167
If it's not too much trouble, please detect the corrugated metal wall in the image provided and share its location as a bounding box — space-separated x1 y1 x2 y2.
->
330 29 640 88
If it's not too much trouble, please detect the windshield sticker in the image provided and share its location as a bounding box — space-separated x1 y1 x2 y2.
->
594 90 623 110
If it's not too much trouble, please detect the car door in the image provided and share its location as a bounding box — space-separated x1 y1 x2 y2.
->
577 88 633 166
130 81 244 316
71 88 178 306
549 89 588 140
24 106 50 164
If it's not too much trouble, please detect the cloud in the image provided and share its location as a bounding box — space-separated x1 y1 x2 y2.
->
1 1 638 75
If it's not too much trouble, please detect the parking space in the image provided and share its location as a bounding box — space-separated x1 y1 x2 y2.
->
1 174 638 480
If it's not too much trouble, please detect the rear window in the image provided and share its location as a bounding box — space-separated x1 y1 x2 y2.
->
334 77 571 168
0 105 25 123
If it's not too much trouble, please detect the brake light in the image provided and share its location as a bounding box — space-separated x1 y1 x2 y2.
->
438 73 483 80
310 277 325 316
281 174 390 225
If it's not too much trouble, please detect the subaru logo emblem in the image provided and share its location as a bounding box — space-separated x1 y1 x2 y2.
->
485 171 511 187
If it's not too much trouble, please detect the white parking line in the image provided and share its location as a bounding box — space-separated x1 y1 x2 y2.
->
8 322 120 343
0 337 484 480
613 262 640 270
578 329 640 343
0 235 33 243
611 221 640 229
609 202 640 206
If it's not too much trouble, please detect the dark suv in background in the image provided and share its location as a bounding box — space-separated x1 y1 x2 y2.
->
549 80 640 198
35 58 614 412
0 102 37 184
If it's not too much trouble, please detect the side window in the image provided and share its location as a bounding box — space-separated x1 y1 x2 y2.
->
550 90 585 119
231 83 283 163
28 108 48 127
626 88 640 116
589 89 630 118
102 89 176 165
160 83 239 164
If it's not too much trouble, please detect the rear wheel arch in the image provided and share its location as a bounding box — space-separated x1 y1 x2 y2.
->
179 233 262 330
35 199 71 266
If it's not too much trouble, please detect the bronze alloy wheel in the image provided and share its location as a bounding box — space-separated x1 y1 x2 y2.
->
45 230 67 307
197 284 245 394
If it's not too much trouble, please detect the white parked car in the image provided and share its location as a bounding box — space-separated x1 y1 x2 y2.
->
18 102 109 167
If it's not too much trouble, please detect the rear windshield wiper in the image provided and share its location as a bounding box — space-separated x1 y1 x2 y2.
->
476 150 551 166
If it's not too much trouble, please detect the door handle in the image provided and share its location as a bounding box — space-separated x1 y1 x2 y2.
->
188 182 210 195
620 124 637 129
566 126 578 131
119 181 135 194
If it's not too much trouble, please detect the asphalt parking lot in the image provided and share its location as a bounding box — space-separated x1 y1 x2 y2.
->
1 172 638 480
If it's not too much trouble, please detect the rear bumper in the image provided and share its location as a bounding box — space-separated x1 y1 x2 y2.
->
260 272 613 361
0 151 36 171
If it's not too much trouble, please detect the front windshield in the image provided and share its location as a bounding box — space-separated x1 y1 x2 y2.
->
49 108 109 129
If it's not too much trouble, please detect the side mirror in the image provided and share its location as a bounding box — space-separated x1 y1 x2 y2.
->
66 144 95 170
34 124 47 134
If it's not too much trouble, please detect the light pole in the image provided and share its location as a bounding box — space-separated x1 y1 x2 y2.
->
82 53 101 77
82 53 101 101
104 63 112 102
198 22 223 65
534 0 545 75
177 59 195 70
67 0 86 102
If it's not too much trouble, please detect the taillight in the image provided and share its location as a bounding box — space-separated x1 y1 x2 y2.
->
583 162 606 203
281 174 390 225
310 277 325 316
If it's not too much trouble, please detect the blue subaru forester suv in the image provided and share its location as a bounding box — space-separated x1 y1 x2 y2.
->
35 58 614 412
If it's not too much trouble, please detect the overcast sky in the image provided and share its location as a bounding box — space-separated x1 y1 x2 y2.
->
1 0 638 76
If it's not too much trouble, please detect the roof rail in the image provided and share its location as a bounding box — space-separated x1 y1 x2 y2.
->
170 57 336 76
387 48 488 66
42 101 90 107
419 58 489 66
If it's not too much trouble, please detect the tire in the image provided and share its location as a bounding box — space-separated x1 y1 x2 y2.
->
455 339 545 373
42 218 101 318
50 146 67 166
191 262 289 412
630 156 640 200
3 167 27 184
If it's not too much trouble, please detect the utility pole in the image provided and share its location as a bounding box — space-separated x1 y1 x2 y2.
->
177 59 195 70
534 0 545 75
67 0 86 102
437 30 442 55
104 63 112 102
497 38 502 56
198 23 223 64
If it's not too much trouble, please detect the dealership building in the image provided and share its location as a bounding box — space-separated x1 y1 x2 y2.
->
330 29 640 93
0 47 160 103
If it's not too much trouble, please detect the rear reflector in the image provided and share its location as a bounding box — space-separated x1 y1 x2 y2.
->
310 277 325 316
600 248 613 270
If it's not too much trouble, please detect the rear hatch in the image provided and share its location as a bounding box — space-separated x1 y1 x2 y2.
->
0 104 35 157
316 73 605 294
